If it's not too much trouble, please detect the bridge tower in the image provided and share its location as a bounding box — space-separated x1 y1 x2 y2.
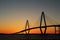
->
25 20 30 34
40 11 47 34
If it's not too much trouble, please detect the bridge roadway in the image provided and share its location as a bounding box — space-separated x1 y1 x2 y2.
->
13 25 60 34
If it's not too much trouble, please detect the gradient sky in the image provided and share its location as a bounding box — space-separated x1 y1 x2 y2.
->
0 0 60 34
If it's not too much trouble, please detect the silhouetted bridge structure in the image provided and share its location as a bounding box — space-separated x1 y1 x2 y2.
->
13 25 60 34
13 11 60 34
0 11 60 40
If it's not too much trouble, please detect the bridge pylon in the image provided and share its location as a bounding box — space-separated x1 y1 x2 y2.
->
40 11 47 34
25 20 30 34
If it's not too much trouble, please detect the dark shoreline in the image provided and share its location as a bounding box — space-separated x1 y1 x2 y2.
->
0 34 60 40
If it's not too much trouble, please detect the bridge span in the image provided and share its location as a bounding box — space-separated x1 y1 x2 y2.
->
13 25 60 34
12 11 60 34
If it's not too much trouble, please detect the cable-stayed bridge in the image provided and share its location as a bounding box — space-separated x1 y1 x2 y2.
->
0 11 60 40
12 11 60 34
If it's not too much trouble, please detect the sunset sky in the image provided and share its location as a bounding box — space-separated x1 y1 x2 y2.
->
0 0 60 34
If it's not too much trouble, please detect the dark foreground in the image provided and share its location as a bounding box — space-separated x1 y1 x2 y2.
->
0 34 60 40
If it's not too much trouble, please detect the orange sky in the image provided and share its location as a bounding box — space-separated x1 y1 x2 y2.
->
0 17 59 34
0 0 60 34
0 19 59 34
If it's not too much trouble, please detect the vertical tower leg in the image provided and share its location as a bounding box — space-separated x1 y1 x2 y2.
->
55 26 56 34
59 27 60 34
40 14 43 34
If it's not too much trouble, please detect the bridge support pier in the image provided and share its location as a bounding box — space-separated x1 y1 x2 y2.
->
55 26 56 34
59 27 60 34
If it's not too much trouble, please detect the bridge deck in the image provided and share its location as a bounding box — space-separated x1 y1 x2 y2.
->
13 25 60 34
